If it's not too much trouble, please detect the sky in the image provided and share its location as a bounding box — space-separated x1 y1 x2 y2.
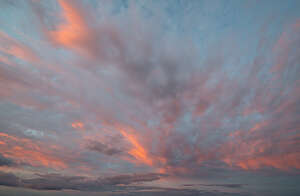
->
0 0 300 195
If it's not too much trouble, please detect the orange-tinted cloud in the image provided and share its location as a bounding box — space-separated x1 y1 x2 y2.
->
222 127 300 170
50 0 89 50
0 132 67 169
71 121 84 129
0 31 39 63
120 128 153 166
271 19 300 72
235 153 300 170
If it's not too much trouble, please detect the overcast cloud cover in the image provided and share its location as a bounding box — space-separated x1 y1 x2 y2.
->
0 0 300 195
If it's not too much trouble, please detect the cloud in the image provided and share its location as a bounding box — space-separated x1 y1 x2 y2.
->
0 0 299 190
0 171 20 187
0 132 67 169
0 154 15 167
0 31 39 64
198 184 246 188
0 172 253 196
0 172 165 191
120 128 155 166
102 173 166 185
86 140 123 156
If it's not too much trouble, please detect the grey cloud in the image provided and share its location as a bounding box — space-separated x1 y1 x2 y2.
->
118 190 251 196
86 140 123 156
102 173 167 185
0 172 251 196
0 172 165 191
198 183 246 188
0 154 15 167
0 171 20 187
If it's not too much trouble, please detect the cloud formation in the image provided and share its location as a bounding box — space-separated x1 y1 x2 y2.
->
0 0 300 195
0 171 164 191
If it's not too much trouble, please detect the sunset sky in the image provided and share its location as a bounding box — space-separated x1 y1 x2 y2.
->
0 0 300 195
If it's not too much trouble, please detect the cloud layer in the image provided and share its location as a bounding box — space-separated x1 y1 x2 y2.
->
0 0 300 195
